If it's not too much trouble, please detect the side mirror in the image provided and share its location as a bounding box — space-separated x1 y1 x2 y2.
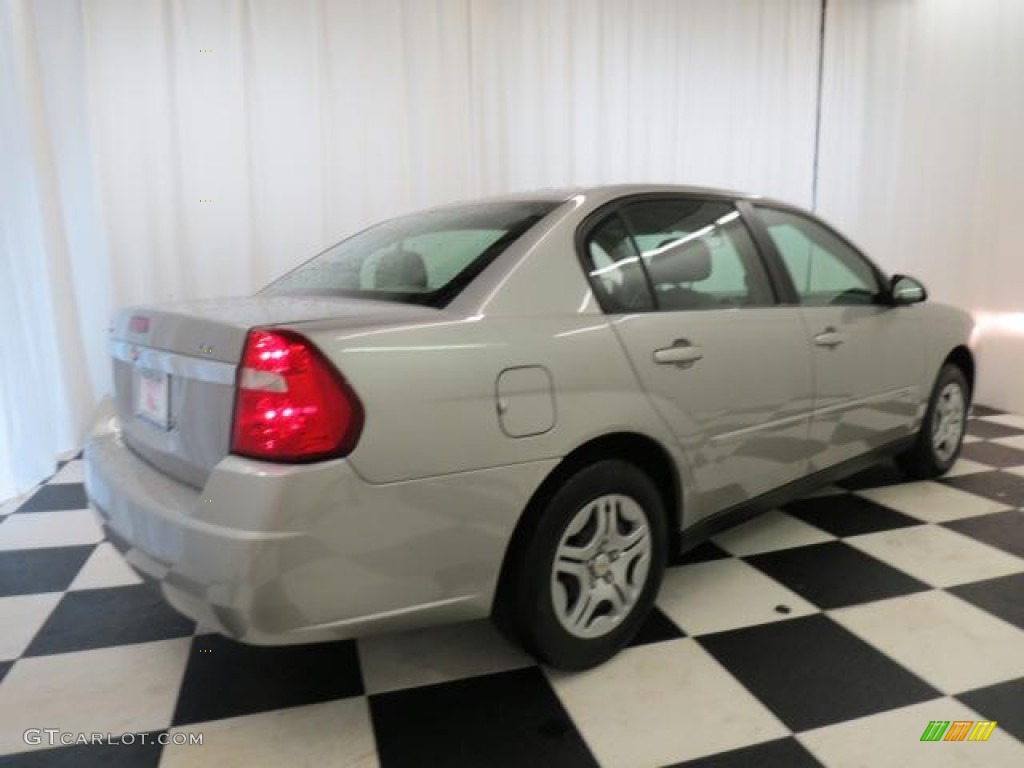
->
889 274 927 305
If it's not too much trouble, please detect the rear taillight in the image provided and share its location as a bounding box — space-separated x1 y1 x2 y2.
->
230 329 363 462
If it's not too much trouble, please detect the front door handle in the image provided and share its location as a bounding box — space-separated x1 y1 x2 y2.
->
654 339 704 366
814 327 847 348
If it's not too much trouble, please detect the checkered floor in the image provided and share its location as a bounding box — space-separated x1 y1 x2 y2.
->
1 408 1023 767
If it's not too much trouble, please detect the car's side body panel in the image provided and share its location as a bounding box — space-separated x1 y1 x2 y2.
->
293 314 686 488
798 302 926 471
608 308 815 520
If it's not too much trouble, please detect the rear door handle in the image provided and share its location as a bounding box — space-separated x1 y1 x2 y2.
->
814 327 847 348
654 339 704 366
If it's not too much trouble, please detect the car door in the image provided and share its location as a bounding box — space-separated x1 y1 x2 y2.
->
580 197 815 520
750 205 925 472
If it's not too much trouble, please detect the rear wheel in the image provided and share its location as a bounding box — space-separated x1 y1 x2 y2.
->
896 364 969 479
498 460 667 670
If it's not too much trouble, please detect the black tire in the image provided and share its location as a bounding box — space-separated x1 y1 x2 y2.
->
896 363 970 480
498 459 667 670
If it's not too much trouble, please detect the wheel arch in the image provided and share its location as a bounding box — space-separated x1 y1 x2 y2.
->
944 345 975 398
492 431 681 618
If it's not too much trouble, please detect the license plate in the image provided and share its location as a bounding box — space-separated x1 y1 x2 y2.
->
135 368 170 429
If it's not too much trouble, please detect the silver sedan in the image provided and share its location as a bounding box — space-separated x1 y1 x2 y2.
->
84 185 974 669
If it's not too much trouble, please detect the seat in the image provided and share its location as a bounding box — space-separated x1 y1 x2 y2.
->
646 239 717 310
374 249 428 291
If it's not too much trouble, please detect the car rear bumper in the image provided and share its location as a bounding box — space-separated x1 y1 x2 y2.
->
84 397 554 644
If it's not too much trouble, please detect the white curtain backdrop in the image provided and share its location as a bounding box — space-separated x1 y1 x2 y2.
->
1 0 822 501
817 0 1024 412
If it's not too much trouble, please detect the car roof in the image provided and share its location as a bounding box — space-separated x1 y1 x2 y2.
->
438 183 797 210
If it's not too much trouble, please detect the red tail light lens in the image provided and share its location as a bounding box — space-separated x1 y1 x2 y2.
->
231 329 363 462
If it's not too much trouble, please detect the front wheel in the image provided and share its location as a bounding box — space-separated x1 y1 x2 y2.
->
897 364 969 479
500 460 667 670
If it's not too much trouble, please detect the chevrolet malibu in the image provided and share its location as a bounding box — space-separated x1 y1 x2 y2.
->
85 185 974 669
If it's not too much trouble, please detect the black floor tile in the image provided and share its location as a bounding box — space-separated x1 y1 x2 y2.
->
837 462 907 491
667 736 823 768
370 667 597 768
960 441 1024 468
628 606 685 648
24 584 195 656
941 470 1024 508
966 420 1024 441
782 494 922 537
0 545 95 597
971 405 1005 418
172 633 363 726
949 572 1024 631
957 678 1024 744
14 483 88 513
698 614 940 732
0 732 164 767
670 540 731 567
745 541 930 610
944 509 1024 559
0 661 11 684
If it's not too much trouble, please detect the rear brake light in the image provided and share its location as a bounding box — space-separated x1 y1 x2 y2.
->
231 329 364 462
130 315 150 333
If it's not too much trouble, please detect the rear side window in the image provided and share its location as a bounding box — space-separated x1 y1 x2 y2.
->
263 201 558 306
581 198 774 313
584 214 655 312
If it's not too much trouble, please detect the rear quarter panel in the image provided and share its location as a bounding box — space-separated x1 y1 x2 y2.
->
301 315 684 490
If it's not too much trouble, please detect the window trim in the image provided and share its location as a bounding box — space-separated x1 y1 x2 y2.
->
745 203 892 307
575 193 782 315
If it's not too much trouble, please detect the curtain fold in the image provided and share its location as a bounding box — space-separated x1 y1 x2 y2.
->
817 0 1024 412
1 0 822 501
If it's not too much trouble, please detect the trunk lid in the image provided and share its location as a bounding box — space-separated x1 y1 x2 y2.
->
109 295 437 488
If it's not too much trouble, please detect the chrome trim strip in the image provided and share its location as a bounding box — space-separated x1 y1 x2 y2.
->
811 385 919 418
110 340 236 386
711 385 918 445
710 412 810 445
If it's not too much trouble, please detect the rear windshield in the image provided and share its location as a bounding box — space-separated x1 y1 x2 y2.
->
261 201 559 306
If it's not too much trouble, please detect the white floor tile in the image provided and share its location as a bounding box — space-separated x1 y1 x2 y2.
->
981 413 1024 431
0 510 103 551
547 638 788 768
961 435 983 444
830 591 1024 695
0 492 31 517
799 697 1024 768
0 593 62 661
993 434 1024 451
944 458 996 477
161 699 379 768
712 509 834 557
358 619 533 695
0 638 191 755
657 558 817 636
49 461 85 485
68 542 143 591
1005 465 1024 479
848 525 1024 588
855 481 1011 523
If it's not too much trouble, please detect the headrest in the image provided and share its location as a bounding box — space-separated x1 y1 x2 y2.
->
374 249 428 290
646 238 712 284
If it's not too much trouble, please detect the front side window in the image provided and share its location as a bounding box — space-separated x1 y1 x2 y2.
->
756 207 881 306
262 201 558 306
621 199 774 310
